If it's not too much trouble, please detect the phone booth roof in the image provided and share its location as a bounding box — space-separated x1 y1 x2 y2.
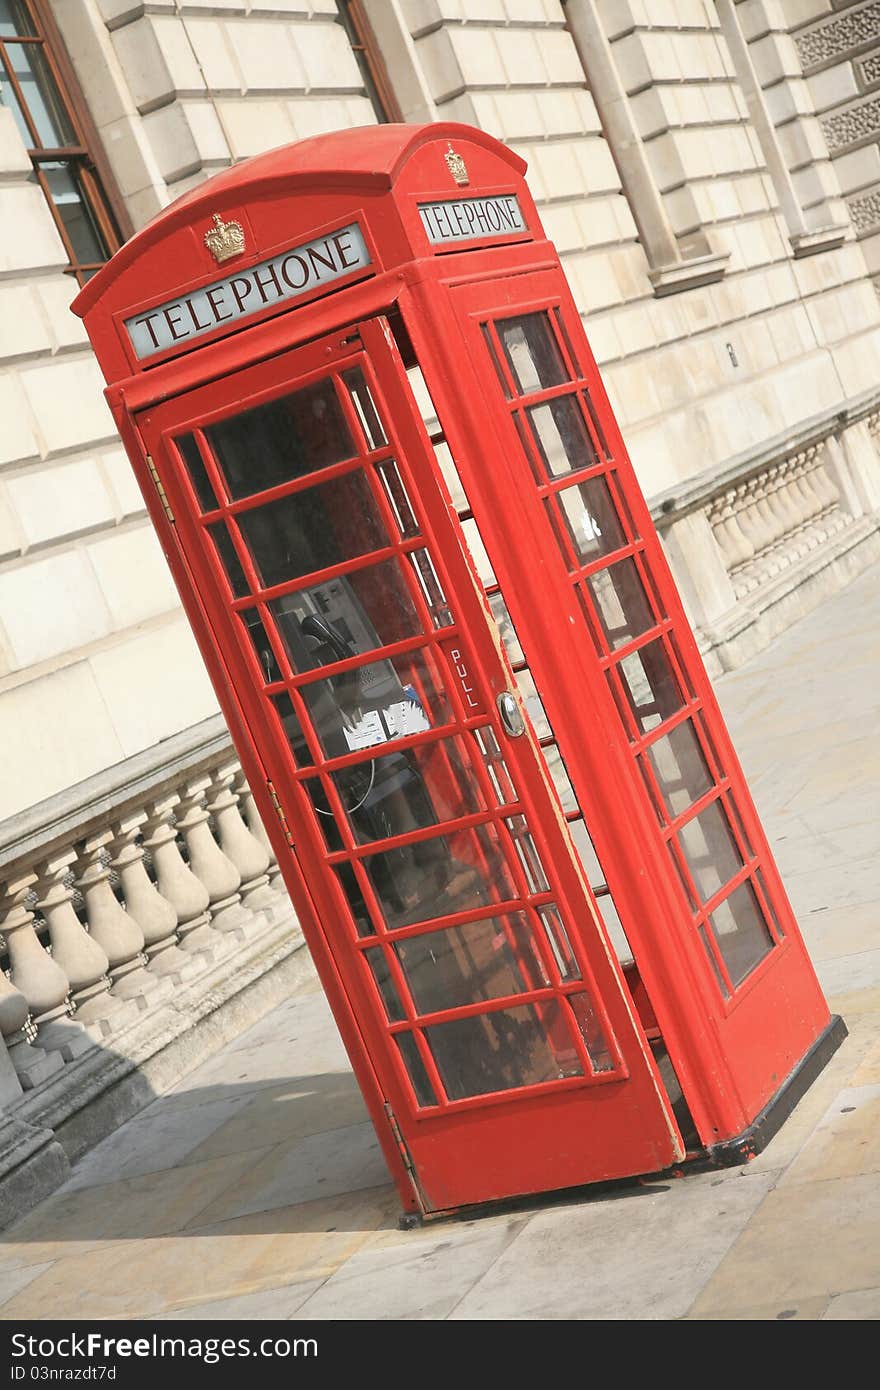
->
73 123 544 387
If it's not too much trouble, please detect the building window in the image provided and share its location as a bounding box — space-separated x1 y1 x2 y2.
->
337 0 403 124
0 0 124 284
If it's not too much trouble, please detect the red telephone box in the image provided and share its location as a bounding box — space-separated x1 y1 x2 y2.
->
73 123 845 1221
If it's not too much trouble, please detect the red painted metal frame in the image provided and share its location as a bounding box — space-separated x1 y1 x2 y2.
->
136 318 683 1215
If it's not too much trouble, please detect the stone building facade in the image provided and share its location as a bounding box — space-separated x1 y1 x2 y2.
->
0 0 879 1219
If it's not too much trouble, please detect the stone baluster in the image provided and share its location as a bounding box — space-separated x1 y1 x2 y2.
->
751 473 786 565
6 863 94 1059
235 770 286 896
0 876 65 1088
74 834 171 1010
33 853 133 1043
792 448 825 525
112 811 198 983
733 478 772 568
206 762 279 921
176 777 251 939
142 794 218 958
708 490 754 571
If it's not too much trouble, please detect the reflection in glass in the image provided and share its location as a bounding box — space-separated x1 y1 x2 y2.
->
237 470 389 590
708 881 774 988
553 474 625 562
361 820 516 933
364 946 406 1022
395 1032 438 1107
41 162 105 264
474 726 517 808
568 819 606 889
410 549 452 628
538 904 580 981
678 799 743 903
178 434 219 512
425 1000 582 1101
343 367 386 449
498 313 567 395
527 396 598 478
375 458 418 537
460 517 496 587
646 720 713 821
488 592 523 665
396 912 545 1015
617 639 683 733
515 669 551 739
505 815 550 894
585 557 655 650
208 522 248 598
205 379 355 500
0 1 37 38
268 690 306 759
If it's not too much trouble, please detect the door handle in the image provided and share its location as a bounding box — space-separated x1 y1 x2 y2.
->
496 690 526 737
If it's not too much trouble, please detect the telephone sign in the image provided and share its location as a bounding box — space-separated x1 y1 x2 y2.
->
74 124 844 1222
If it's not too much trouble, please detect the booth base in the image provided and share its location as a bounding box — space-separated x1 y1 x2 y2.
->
707 1013 849 1167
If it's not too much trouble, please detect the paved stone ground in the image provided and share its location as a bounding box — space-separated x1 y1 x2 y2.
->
2 565 879 1321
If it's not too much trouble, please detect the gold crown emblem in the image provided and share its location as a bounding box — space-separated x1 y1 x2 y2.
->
444 145 469 186
204 212 245 264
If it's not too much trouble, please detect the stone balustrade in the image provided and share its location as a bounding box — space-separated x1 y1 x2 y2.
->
0 719 308 1227
654 387 880 674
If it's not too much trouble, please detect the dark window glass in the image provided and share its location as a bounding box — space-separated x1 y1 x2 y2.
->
617 639 684 734
708 881 775 988
552 474 626 561
425 1000 582 1101
498 313 568 395
362 820 517 933
396 912 545 1016
204 381 355 501
585 557 656 650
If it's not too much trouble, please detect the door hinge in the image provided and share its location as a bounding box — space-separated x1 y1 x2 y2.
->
146 455 175 524
384 1103 416 1175
266 779 294 846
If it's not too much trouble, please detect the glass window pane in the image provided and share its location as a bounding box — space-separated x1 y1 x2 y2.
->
515 669 551 739
208 522 249 598
177 434 219 512
409 548 452 628
552 474 626 561
585 558 656 650
363 819 517 932
568 819 606 890
498 313 568 395
0 67 31 144
267 560 425 676
364 946 406 1022
343 367 386 449
568 993 614 1073
474 726 517 808
527 396 599 478
375 459 418 537
237 470 390 589
395 1032 438 1108
646 720 713 821
538 903 580 982
542 742 577 813
42 162 106 264
329 736 488 847
242 609 283 685
708 882 775 989
426 999 582 1101
204 380 355 500
297 648 451 761
6 44 75 146
396 911 547 1016
269 691 306 761
488 592 523 665
678 799 743 903
0 1 38 37
460 517 496 587
617 638 683 733
505 815 550 894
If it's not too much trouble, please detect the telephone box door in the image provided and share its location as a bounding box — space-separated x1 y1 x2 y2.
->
138 317 683 1214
